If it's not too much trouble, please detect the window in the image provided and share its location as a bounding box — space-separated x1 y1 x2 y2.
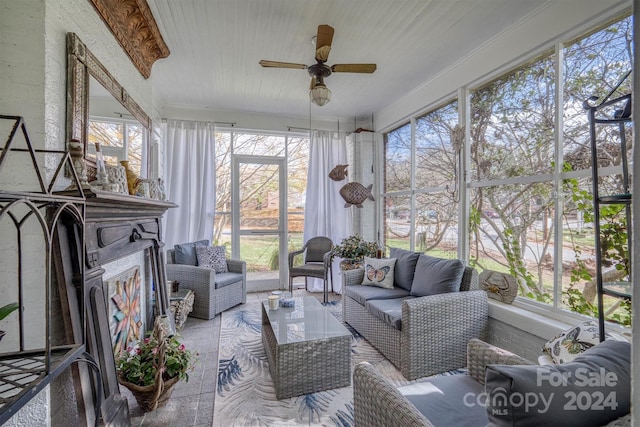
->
212 129 310 266
381 14 632 325
384 123 412 193
470 54 556 305
415 101 459 258
560 16 633 325
382 101 460 257
88 117 148 177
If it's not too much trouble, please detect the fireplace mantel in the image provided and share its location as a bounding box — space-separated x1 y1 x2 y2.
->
83 188 177 220
71 188 177 423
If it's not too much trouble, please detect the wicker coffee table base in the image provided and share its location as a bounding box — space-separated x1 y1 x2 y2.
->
261 302 351 399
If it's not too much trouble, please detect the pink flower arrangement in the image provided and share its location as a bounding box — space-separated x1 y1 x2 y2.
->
115 331 197 387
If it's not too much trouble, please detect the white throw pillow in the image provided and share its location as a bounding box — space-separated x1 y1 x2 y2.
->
196 245 228 273
542 320 625 364
361 257 396 289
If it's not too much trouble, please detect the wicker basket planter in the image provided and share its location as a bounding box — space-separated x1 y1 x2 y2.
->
115 316 196 412
118 375 180 412
339 258 363 271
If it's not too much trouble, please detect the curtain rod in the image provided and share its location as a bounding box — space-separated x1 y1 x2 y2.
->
287 126 347 132
160 118 236 127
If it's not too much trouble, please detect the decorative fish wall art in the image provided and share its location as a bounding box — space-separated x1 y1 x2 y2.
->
328 163 374 208
329 164 349 181
339 182 374 208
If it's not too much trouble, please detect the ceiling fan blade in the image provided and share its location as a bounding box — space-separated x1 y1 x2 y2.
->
331 63 377 73
259 60 307 69
315 25 334 61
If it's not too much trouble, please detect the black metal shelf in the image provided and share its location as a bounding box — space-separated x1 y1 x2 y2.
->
584 71 632 342
602 283 632 301
598 193 632 204
0 345 87 425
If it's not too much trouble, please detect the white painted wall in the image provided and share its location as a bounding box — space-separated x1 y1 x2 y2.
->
1 0 158 423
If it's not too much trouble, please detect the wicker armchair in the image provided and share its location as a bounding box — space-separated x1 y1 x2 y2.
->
342 266 488 380
288 236 333 303
353 339 534 427
354 339 631 427
165 249 246 320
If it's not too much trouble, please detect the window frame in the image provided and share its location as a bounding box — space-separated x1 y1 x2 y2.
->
379 12 633 328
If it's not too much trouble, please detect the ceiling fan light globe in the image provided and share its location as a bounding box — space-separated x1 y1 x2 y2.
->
310 85 331 106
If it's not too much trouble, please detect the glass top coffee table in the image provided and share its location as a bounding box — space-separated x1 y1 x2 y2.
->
261 296 352 399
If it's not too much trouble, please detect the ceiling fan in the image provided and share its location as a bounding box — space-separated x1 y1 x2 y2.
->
259 24 377 106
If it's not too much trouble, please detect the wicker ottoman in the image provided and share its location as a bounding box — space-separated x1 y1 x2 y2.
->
261 296 351 399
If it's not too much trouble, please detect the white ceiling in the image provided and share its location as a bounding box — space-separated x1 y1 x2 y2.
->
147 0 549 121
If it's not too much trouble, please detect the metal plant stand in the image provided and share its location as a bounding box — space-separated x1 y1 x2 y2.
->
583 72 633 341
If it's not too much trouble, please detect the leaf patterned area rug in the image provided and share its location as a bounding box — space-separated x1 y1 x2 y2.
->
214 299 464 426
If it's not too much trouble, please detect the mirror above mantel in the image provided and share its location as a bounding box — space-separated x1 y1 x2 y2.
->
66 32 152 190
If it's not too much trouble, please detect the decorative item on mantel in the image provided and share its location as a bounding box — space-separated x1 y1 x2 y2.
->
106 164 129 194
91 143 122 192
115 316 197 412
331 234 378 271
120 160 141 195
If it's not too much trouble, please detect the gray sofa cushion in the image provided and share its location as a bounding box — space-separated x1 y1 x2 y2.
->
364 297 413 330
399 374 487 427
214 272 243 289
389 247 420 291
174 240 209 265
485 340 631 427
345 284 410 306
410 255 464 297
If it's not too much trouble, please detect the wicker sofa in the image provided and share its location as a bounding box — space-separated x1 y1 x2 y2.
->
353 339 631 427
342 249 488 380
166 248 246 319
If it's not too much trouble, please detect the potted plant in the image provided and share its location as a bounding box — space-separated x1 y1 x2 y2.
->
0 302 19 342
115 317 197 412
331 234 378 270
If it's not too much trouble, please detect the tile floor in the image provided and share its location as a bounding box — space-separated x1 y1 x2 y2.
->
123 289 342 426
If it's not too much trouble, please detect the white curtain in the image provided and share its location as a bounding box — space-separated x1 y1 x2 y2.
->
163 120 216 251
303 130 353 293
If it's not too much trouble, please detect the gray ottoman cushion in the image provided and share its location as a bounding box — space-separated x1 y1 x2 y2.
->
344 284 410 306
390 247 420 291
485 340 631 427
399 374 487 427
364 297 413 330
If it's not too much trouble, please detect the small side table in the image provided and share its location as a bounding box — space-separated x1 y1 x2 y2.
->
169 289 195 329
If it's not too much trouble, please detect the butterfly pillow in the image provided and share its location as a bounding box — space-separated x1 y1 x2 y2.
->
362 257 396 289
